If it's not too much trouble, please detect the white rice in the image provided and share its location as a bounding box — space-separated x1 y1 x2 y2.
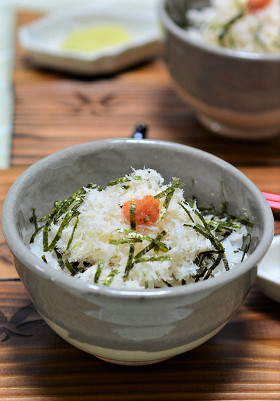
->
186 0 280 53
30 168 248 290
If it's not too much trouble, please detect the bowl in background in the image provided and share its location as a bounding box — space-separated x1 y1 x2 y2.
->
2 139 274 365
159 0 280 140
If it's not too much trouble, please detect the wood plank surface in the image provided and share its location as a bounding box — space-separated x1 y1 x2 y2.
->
0 10 279 401
0 281 279 401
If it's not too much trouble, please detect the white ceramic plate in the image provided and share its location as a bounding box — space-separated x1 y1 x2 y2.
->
19 1 162 75
257 234 280 303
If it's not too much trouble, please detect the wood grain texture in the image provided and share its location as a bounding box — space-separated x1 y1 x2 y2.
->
0 281 279 401
12 14 280 168
0 11 279 401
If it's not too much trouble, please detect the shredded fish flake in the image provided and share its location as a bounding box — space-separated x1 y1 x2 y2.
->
29 168 252 289
185 0 280 53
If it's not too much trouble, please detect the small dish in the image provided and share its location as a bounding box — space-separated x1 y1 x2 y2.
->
19 1 162 75
257 234 280 303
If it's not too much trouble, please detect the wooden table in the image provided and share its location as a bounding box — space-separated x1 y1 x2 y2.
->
0 12 279 400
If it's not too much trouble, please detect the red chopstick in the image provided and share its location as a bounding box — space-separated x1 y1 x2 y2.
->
262 191 280 216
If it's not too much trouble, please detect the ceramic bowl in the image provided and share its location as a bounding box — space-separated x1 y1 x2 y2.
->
257 234 280 303
2 139 274 365
159 0 280 140
19 1 161 75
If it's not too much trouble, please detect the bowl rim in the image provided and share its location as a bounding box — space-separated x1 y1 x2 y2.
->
2 138 274 299
158 0 280 62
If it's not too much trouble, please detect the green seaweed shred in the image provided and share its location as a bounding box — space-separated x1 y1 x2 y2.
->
179 201 194 223
218 7 245 47
154 177 184 199
157 188 175 222
134 230 168 259
46 210 78 252
94 261 104 283
103 269 118 286
240 233 252 262
155 178 185 222
30 208 43 243
66 216 79 251
123 244 135 281
109 238 143 245
106 177 130 187
30 208 38 230
31 184 94 252
184 208 229 273
111 229 169 252
110 230 170 282
192 251 223 282
130 200 136 231
135 255 172 263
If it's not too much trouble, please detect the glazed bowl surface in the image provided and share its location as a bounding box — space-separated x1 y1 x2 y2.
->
159 0 280 139
2 139 274 365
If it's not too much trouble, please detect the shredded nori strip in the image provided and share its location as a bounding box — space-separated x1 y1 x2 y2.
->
106 175 142 188
123 244 135 281
44 210 78 252
135 255 172 263
30 225 43 244
179 201 194 223
130 200 136 231
154 177 184 199
240 233 252 262
66 216 79 251
157 188 175 222
104 269 118 286
110 229 169 252
218 8 245 47
30 208 44 243
54 248 66 270
155 178 185 222
110 230 170 281
31 184 94 252
39 184 93 224
134 230 168 259
106 177 130 187
30 208 38 230
184 206 231 273
65 260 80 276
109 238 143 245
192 250 223 281
94 261 104 283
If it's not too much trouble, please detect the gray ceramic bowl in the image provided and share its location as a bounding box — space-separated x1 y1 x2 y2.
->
2 139 274 365
159 0 280 139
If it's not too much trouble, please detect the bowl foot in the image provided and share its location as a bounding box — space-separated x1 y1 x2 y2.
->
197 112 280 140
95 355 171 366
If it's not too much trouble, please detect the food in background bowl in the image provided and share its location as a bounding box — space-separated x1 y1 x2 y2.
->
2 139 274 365
30 168 252 290
186 0 280 53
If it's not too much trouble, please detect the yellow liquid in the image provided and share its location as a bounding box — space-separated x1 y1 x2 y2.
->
61 24 131 52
